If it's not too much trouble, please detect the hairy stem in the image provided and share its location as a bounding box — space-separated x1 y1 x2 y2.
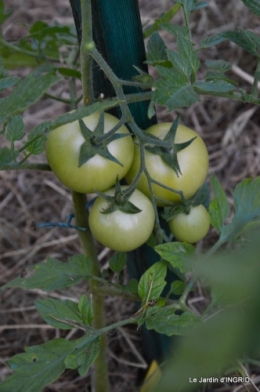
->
79 1 109 391
72 192 109 392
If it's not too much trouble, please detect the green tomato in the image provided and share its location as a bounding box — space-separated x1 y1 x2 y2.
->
89 186 155 252
45 112 134 193
168 204 210 244
125 123 209 206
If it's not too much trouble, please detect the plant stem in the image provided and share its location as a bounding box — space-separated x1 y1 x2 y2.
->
80 0 94 104
1 163 51 171
72 192 109 392
79 1 109 391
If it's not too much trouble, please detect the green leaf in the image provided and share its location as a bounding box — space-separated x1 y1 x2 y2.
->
144 4 181 38
171 280 186 295
194 79 236 94
166 84 200 111
0 147 18 168
26 121 51 155
221 29 260 57
241 0 260 16
35 298 85 330
0 0 11 24
0 76 20 92
177 33 200 76
205 71 237 86
220 177 260 242
153 66 200 110
0 335 98 392
109 252 126 273
0 73 61 122
176 0 195 14
57 67 81 79
145 308 199 336
154 242 195 274
209 175 230 232
200 34 225 49
2 254 93 291
161 23 189 38
205 59 232 73
78 294 94 325
138 261 167 304
191 1 208 11
146 32 168 65
64 337 100 376
6 115 25 142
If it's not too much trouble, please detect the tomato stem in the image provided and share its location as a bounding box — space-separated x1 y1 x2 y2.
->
78 1 110 391
72 191 109 392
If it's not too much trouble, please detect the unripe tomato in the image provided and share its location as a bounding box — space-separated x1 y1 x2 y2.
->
89 187 155 252
125 123 209 206
168 204 210 244
45 112 134 193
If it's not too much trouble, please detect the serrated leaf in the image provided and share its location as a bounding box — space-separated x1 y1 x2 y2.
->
0 73 61 122
209 175 230 232
220 177 260 242
109 252 126 273
194 80 236 94
191 1 208 11
176 0 195 14
35 298 84 330
2 254 93 291
154 242 195 273
57 67 81 79
200 34 225 49
145 308 199 336
169 85 200 110
177 33 200 76
161 23 189 38
221 29 260 57
0 335 98 392
6 115 25 142
64 337 100 377
0 76 20 92
171 280 186 295
205 60 232 73
78 294 94 325
0 147 18 168
241 0 260 16
146 32 168 64
138 262 167 304
26 121 51 155
144 4 181 38
153 66 200 110
205 71 237 86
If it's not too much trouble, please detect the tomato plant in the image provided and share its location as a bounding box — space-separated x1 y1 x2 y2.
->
168 204 210 244
45 112 134 193
3 1 260 392
89 186 155 252
125 123 209 206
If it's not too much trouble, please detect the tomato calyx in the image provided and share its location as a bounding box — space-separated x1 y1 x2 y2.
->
78 112 129 168
95 180 142 215
162 182 210 221
144 117 196 176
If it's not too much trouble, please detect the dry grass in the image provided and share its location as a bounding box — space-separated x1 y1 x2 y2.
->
1 1 260 391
